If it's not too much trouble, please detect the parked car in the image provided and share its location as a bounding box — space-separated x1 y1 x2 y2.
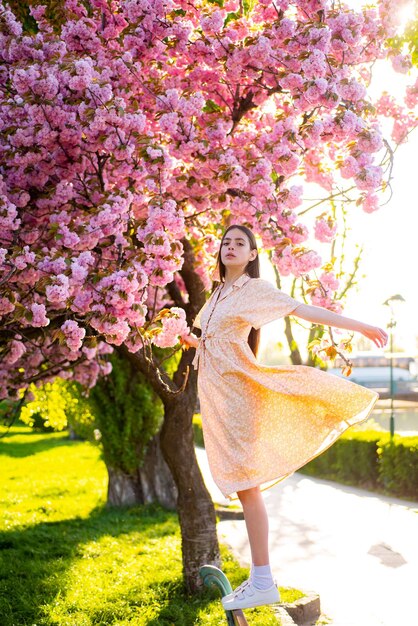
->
328 365 418 391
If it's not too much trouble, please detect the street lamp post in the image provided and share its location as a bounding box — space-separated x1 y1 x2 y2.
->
387 317 396 438
383 294 406 439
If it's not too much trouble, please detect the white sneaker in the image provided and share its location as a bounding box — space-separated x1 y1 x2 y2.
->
221 578 280 610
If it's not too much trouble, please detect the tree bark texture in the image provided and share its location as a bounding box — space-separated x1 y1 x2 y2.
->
160 382 220 593
106 432 178 509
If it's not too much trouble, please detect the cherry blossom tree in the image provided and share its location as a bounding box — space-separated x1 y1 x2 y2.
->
1 0 417 589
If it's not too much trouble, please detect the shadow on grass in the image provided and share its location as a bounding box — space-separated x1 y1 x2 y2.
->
0 503 217 626
0 434 77 458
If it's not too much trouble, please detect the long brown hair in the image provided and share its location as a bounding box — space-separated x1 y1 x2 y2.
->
213 224 261 358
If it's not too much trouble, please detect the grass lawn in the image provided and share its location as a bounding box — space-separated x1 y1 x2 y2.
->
0 425 297 625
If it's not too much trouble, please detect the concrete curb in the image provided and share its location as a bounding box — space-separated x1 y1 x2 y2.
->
274 605 298 625
281 591 321 625
215 505 244 520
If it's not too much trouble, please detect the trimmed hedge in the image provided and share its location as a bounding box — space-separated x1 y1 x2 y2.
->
298 431 418 500
192 415 418 500
299 430 389 489
378 436 418 498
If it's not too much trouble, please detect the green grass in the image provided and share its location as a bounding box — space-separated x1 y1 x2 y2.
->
0 425 292 625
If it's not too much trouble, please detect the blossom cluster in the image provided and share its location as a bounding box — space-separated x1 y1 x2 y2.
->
0 0 416 397
152 307 189 348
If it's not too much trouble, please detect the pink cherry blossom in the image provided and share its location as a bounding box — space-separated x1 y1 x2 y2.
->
45 274 71 305
200 10 225 34
355 165 383 191
314 215 338 243
61 319 86 351
4 339 26 364
152 307 189 349
30 303 49 327
362 192 379 213
391 53 412 74
319 272 340 292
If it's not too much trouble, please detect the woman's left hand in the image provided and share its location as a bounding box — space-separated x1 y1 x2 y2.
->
180 333 200 349
359 324 388 348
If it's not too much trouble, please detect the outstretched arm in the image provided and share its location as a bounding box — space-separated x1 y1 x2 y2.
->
292 304 388 348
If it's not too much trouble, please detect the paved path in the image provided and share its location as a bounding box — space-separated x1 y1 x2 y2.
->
196 448 418 626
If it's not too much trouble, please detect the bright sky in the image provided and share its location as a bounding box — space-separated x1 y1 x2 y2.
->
342 0 418 352
260 1 418 356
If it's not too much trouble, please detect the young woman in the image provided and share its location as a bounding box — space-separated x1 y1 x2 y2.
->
183 224 387 611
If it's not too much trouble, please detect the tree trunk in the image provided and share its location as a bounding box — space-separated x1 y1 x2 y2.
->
123 346 220 592
119 242 221 592
161 386 220 593
107 465 140 506
67 424 80 440
284 316 303 365
137 432 177 510
106 432 177 509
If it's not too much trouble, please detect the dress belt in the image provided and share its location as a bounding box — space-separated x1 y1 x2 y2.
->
192 333 213 371
192 335 246 370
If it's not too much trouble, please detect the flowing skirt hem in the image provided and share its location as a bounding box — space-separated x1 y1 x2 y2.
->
223 391 378 501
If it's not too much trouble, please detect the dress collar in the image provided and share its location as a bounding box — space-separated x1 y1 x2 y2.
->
216 273 252 302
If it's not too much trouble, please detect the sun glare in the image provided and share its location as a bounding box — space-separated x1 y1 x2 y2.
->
347 0 416 36
397 1 416 35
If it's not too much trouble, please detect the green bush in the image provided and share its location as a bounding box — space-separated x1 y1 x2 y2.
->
378 436 418 498
299 430 418 500
300 430 390 489
88 351 163 473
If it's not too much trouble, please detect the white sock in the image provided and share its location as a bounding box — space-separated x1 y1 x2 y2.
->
250 563 274 590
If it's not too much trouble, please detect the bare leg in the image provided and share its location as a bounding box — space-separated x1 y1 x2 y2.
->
237 485 269 565
221 486 278 608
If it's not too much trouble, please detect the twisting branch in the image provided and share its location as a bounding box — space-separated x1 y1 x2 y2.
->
118 343 182 401
0 266 17 287
379 138 395 206
229 90 257 134
0 389 28 437
24 356 86 386
298 185 357 215
337 247 363 301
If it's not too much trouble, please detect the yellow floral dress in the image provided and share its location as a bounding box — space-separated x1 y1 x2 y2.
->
192 273 378 499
